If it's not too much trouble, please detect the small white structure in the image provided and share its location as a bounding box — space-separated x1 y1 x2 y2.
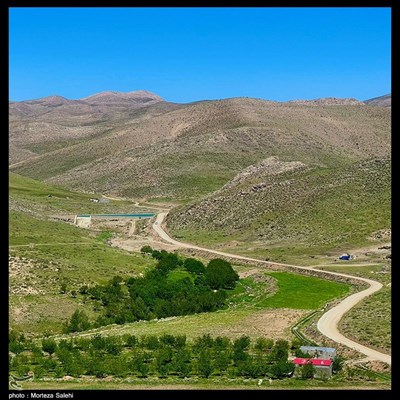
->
74 215 92 228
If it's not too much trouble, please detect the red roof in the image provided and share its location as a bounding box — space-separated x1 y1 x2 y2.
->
292 358 332 366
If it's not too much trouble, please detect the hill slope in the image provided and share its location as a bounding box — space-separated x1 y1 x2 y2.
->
168 156 391 258
10 96 391 201
364 94 391 107
8 90 172 164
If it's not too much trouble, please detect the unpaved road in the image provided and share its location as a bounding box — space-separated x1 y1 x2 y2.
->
153 212 391 365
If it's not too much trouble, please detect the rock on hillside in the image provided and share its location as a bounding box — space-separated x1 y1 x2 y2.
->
222 156 307 190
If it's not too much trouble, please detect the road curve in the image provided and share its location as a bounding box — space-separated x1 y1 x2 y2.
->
153 212 391 365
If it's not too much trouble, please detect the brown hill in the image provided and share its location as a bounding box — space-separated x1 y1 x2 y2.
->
288 97 364 105
364 94 391 107
9 95 390 201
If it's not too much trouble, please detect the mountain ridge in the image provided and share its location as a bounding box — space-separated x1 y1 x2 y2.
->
9 93 390 201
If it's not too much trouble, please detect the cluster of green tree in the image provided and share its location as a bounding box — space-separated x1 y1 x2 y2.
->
10 332 343 381
65 250 239 332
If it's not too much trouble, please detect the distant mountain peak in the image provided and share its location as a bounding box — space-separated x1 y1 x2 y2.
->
364 94 391 107
81 90 163 103
26 95 71 106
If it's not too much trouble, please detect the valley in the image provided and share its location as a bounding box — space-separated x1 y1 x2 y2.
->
8 91 391 390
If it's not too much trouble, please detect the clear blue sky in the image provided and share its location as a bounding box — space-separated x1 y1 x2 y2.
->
9 7 391 103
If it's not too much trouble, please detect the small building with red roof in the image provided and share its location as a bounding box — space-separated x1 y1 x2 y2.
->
292 357 333 378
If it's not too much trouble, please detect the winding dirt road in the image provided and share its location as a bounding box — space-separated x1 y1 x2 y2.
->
152 212 391 365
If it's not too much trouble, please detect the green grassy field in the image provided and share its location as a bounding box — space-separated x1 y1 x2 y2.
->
9 172 154 216
9 209 155 335
256 272 350 309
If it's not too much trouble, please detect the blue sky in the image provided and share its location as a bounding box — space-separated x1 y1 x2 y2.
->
9 7 391 102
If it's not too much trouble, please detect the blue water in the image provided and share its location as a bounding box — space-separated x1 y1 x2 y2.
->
77 213 155 218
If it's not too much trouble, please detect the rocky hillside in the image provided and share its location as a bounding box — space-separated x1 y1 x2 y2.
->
9 90 172 164
288 97 364 105
168 156 391 250
9 94 391 201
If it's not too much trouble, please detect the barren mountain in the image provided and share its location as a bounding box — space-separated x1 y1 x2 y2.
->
9 93 390 201
8 91 181 164
82 90 163 105
364 94 391 107
288 97 364 105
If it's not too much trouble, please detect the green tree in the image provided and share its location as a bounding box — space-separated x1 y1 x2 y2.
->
155 347 173 377
64 310 91 333
136 359 149 378
301 362 315 379
332 355 345 374
172 349 192 378
198 350 213 378
9 340 24 355
105 338 122 355
214 336 231 351
270 339 289 362
183 258 206 275
205 259 239 289
269 361 294 379
90 334 107 351
140 245 153 255
140 335 160 350
233 335 251 351
125 334 138 348
214 350 231 374
294 348 311 358
41 338 57 356
254 337 274 353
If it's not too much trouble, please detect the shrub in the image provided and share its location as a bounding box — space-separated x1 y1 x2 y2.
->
301 362 315 379
197 350 213 378
64 310 91 333
205 259 239 289
41 338 57 356
332 355 345 373
140 245 153 255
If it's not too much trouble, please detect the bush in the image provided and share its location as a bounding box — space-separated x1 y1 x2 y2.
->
41 338 57 356
270 339 289 362
125 334 138 348
269 361 294 379
205 259 239 289
64 310 91 333
9 340 25 355
140 335 160 350
140 245 153 255
332 355 345 373
301 362 315 379
91 334 107 351
197 350 213 378
254 337 274 352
